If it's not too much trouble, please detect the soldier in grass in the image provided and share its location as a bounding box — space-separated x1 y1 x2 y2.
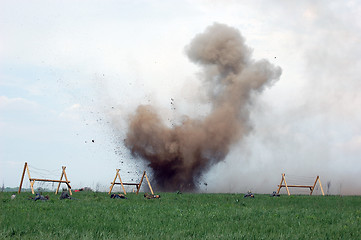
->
244 191 254 198
144 193 160 199
60 191 72 200
110 193 127 199
28 193 49 201
270 191 280 197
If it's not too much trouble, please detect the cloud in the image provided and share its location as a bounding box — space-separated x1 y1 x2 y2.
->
59 103 82 121
0 96 38 110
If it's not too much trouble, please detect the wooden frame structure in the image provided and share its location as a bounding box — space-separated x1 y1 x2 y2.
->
108 169 154 195
276 173 324 196
18 162 72 195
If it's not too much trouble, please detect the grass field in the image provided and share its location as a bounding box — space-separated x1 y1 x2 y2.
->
1 191 360 239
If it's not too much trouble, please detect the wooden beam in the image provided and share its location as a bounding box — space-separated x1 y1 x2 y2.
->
29 178 70 183
117 171 126 195
108 169 127 195
62 166 72 195
318 177 325 196
30 180 35 194
310 176 319 195
145 173 154 195
276 173 284 194
283 174 290 196
18 163 72 195
109 169 155 195
136 171 146 195
108 169 119 194
279 185 313 188
55 168 64 194
25 164 35 194
276 173 326 196
113 183 139 186
18 162 27 194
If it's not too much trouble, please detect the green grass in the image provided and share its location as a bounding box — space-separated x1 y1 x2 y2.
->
1 191 360 239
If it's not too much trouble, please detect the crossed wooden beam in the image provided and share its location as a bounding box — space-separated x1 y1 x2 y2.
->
108 169 154 195
18 162 72 195
276 173 324 196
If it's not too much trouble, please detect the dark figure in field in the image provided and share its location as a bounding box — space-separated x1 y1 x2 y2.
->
270 191 280 197
110 193 127 199
144 193 160 199
29 193 49 201
244 191 254 198
60 191 72 200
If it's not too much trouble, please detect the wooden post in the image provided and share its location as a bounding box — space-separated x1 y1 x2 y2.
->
277 173 290 195
318 177 325 196
276 173 284 194
310 176 325 196
276 173 325 196
136 171 146 195
18 163 72 195
109 169 119 194
117 171 126 195
18 162 27 194
30 180 36 194
109 170 155 195
108 169 127 195
62 166 72 195
310 176 319 195
55 168 64 194
145 173 154 195
283 174 290 196
25 164 35 194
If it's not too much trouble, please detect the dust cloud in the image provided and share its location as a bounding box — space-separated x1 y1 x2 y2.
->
124 23 281 191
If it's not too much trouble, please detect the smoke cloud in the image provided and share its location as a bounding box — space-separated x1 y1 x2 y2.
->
124 23 281 191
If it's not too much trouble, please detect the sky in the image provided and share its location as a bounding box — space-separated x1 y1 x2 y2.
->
1 0 361 194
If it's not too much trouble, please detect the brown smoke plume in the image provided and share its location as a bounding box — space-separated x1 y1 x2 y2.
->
125 23 281 191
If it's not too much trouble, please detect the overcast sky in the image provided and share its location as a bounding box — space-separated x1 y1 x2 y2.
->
1 0 360 194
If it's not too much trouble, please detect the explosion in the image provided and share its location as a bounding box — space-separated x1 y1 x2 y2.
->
124 23 282 191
